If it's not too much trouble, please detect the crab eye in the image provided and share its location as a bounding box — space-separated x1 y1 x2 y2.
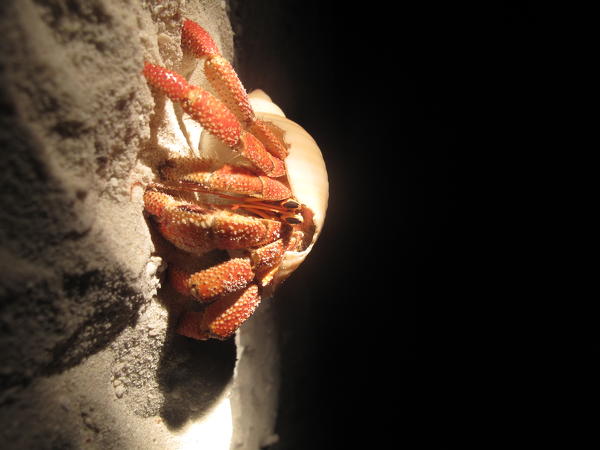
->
281 199 300 210
284 214 303 225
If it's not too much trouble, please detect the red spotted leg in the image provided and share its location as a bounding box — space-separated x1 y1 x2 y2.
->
143 188 293 339
158 158 302 224
143 62 286 178
143 188 285 255
181 19 289 161
172 232 296 340
176 284 261 340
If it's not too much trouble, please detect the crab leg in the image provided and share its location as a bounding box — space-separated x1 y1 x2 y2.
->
169 258 255 301
143 62 286 178
158 158 303 223
168 227 290 299
159 158 292 201
168 231 288 303
144 188 283 255
176 284 261 340
181 19 289 160
168 232 294 340
166 229 296 341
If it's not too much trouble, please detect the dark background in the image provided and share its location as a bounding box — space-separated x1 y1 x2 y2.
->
0 0 540 447
230 1 537 448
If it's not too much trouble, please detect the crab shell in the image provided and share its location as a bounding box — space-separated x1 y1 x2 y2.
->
199 89 328 296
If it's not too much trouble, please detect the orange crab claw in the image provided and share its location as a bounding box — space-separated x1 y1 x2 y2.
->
169 258 255 302
143 188 284 255
176 284 261 340
143 62 285 177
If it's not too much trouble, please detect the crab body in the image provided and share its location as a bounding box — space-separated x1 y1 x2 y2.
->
143 20 327 340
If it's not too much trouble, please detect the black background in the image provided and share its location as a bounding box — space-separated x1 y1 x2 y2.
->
229 1 536 448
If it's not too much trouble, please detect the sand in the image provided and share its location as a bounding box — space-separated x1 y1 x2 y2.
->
0 0 280 448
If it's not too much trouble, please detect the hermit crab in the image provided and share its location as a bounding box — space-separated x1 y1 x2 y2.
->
142 19 328 340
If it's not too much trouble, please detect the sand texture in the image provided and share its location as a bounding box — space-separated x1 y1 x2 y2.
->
0 0 280 448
